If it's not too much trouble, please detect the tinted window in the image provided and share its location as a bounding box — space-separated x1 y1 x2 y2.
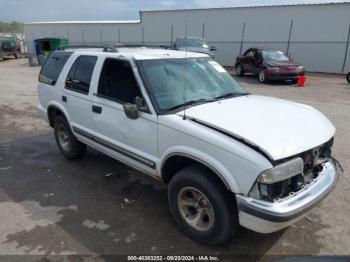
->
98 58 141 104
65 55 97 94
39 51 72 85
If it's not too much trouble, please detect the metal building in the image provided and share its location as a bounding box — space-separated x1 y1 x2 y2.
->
24 1 350 73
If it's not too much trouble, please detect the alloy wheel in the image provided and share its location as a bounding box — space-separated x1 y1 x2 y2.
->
57 125 71 152
259 70 265 82
177 187 215 231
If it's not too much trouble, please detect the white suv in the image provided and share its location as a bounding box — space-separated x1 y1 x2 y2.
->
37 46 338 245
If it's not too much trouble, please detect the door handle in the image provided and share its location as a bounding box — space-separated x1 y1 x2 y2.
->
92 105 102 114
62 96 67 102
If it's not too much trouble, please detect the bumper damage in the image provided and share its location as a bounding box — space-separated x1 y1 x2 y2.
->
236 161 337 233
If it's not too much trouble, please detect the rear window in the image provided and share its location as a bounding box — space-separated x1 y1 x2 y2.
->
65 55 97 94
39 51 72 86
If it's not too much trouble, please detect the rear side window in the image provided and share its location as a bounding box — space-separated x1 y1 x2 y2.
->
39 51 72 86
65 55 97 95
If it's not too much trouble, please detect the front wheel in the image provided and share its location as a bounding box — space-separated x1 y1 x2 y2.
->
168 165 238 245
54 115 86 159
258 70 266 83
347 72 350 84
235 64 244 76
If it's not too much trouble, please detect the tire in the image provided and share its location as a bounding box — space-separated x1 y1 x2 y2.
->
168 165 238 245
14 50 20 59
258 70 266 83
235 64 244 76
347 72 350 84
0 52 3 62
54 115 86 160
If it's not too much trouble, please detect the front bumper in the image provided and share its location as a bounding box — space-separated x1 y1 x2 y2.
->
236 161 337 233
265 70 304 80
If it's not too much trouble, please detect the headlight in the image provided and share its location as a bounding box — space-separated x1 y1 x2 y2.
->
249 157 304 199
257 157 304 184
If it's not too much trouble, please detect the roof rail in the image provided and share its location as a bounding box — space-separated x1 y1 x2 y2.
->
56 45 118 52
114 43 173 49
56 43 174 52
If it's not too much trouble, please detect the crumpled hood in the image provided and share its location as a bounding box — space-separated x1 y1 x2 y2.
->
180 95 335 161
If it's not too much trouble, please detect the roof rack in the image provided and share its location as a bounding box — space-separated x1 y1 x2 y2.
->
56 45 118 52
56 43 174 53
114 43 173 49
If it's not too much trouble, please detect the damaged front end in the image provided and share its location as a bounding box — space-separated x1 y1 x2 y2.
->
236 138 338 233
248 138 335 202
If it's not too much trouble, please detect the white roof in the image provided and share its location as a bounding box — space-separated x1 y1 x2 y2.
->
64 47 209 60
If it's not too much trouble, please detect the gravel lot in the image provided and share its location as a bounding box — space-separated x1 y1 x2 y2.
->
0 58 349 259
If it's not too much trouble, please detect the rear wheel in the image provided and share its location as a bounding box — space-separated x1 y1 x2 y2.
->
168 165 238 245
259 70 266 83
235 64 244 76
54 115 86 159
14 50 20 59
347 72 350 84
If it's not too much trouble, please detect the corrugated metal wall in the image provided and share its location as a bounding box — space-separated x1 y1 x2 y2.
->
24 3 350 73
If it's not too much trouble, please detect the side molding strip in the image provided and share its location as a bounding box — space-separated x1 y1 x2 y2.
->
73 127 156 169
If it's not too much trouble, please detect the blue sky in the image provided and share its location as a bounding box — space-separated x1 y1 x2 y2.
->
0 0 349 22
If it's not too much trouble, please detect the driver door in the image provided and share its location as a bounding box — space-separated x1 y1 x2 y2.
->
90 57 158 175
242 49 256 73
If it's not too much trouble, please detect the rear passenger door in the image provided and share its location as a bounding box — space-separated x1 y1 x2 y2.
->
63 55 98 134
90 57 158 175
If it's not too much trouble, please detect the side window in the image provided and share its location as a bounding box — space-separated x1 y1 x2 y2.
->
97 58 142 104
65 55 97 95
246 51 254 57
39 51 72 86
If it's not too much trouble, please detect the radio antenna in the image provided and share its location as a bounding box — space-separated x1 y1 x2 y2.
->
183 21 188 120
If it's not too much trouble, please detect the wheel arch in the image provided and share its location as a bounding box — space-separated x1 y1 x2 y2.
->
47 102 70 128
160 151 240 193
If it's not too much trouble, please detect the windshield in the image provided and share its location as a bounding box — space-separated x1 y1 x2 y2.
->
137 58 248 112
262 50 289 62
176 38 208 49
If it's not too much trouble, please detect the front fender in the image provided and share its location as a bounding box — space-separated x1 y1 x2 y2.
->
159 145 241 193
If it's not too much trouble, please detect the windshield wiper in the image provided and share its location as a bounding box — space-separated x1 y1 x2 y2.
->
215 92 248 100
166 98 216 111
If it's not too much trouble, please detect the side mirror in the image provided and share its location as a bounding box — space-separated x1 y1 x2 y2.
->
134 96 147 111
123 103 139 120
210 46 217 51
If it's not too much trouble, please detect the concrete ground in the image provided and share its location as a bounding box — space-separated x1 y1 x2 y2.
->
0 58 349 259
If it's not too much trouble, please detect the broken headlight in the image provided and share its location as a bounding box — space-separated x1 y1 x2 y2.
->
249 157 304 200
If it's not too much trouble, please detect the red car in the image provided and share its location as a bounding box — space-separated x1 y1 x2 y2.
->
235 48 305 83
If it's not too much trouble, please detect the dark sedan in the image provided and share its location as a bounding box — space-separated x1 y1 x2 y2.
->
235 48 305 83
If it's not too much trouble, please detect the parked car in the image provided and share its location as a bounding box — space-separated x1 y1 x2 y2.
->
37 46 337 245
235 48 305 83
173 36 217 57
347 72 350 84
0 37 20 61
